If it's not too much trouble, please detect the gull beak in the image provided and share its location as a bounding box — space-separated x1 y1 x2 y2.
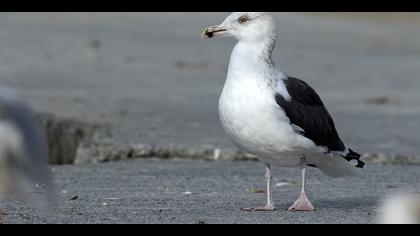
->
201 25 229 39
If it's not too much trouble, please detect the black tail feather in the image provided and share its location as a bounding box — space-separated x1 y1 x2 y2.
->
341 149 365 168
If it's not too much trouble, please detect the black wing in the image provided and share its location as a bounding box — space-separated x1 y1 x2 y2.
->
275 77 345 152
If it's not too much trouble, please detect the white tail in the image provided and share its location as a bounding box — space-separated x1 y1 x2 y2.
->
308 153 361 178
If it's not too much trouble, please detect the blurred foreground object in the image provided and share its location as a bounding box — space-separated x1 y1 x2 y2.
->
379 193 420 224
0 86 54 223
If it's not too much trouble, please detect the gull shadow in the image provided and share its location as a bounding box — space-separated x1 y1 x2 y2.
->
312 196 379 210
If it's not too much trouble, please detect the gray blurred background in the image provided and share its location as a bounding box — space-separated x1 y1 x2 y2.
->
1 12 420 164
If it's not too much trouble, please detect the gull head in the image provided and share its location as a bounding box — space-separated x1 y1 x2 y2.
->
202 12 277 43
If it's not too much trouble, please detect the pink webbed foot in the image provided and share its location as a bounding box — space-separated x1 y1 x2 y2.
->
288 192 315 211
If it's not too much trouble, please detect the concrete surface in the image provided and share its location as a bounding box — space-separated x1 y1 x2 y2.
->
1 159 419 224
0 13 420 163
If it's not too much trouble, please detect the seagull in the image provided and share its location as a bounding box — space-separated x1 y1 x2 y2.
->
202 12 364 211
0 86 53 222
379 194 420 224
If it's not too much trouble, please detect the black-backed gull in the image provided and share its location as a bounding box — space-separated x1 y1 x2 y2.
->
202 12 364 211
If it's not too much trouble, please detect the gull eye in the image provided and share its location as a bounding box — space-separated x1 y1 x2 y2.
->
238 15 249 24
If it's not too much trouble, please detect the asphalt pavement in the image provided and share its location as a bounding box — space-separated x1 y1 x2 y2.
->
1 159 419 224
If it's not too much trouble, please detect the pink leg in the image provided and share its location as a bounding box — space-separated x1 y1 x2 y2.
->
241 164 276 211
288 165 315 211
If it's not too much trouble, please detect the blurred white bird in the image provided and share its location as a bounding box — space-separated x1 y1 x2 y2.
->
0 86 54 223
379 193 420 224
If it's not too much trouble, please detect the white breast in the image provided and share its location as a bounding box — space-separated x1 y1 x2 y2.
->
0 122 24 199
0 122 23 158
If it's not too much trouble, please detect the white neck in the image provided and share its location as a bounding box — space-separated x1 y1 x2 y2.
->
227 39 277 83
